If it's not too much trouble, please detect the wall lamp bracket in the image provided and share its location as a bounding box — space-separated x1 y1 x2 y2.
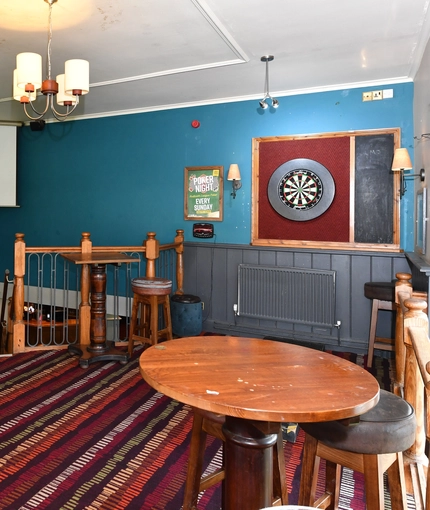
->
231 179 242 199
391 148 425 199
227 164 242 199
398 168 425 198
407 168 426 181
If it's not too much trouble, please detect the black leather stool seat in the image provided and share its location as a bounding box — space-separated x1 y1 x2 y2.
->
300 389 415 454
364 281 395 302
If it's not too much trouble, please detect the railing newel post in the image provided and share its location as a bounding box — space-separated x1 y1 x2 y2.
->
174 229 184 295
13 233 26 353
79 232 92 345
145 232 159 278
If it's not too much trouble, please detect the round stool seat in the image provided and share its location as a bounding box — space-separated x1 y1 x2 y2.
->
300 389 415 454
131 277 172 296
364 281 395 302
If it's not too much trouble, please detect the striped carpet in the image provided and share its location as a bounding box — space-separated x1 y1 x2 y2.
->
0 346 403 509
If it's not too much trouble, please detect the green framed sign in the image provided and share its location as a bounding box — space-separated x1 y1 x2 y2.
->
184 166 223 221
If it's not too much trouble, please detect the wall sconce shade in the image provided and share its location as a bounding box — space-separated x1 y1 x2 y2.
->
391 148 425 198
227 164 242 199
391 148 412 171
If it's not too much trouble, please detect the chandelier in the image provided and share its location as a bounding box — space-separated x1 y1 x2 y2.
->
13 0 89 121
259 55 279 109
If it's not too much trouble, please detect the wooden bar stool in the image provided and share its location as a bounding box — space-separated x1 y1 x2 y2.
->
183 408 288 509
364 280 396 368
298 389 416 510
128 277 173 355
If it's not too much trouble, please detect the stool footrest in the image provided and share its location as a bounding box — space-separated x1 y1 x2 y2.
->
374 337 395 351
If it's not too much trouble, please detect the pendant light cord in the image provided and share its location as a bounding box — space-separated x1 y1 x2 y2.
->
46 1 53 81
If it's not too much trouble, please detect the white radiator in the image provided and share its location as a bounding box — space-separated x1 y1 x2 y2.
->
237 264 336 327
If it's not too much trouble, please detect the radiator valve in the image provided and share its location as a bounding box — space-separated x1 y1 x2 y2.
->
334 320 341 329
233 303 238 315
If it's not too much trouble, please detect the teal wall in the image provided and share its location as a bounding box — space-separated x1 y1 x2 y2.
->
0 82 414 272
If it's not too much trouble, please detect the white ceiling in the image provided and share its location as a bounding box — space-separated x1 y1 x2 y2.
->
0 0 429 124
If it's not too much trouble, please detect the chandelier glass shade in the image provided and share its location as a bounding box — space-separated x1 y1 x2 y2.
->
13 0 89 121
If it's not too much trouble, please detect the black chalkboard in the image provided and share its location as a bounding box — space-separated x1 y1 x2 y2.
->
354 134 394 244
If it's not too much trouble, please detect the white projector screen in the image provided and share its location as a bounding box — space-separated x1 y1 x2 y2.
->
0 125 17 207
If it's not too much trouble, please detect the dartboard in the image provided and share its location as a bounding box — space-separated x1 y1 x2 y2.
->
279 170 323 210
268 158 335 221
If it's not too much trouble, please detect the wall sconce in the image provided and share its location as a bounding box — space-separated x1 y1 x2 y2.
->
227 164 242 199
391 148 425 198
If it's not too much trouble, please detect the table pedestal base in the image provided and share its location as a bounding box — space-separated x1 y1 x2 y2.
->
68 342 129 368
68 263 130 368
222 416 279 510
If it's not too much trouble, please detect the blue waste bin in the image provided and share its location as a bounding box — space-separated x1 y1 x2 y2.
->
170 294 202 337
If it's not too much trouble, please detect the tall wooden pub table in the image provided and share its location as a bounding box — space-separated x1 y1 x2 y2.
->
140 336 380 510
62 252 139 368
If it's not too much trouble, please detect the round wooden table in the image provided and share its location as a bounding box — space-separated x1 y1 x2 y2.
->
139 336 380 510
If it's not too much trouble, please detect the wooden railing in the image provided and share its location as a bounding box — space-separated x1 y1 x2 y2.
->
10 230 184 354
394 272 428 398
402 297 430 510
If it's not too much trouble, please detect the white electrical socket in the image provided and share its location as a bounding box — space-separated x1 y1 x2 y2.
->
383 89 394 99
372 90 383 100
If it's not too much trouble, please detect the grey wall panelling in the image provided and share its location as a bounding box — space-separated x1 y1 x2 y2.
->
183 242 410 352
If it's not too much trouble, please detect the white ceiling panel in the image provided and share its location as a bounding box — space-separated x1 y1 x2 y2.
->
0 0 429 123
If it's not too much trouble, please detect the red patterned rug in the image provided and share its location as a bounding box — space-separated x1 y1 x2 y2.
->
0 346 405 509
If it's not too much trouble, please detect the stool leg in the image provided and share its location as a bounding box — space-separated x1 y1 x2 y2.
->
149 295 159 345
325 460 341 510
363 454 385 510
128 294 140 357
183 412 207 510
386 452 408 510
367 299 379 368
298 433 320 506
163 295 173 340
141 302 150 339
273 426 288 505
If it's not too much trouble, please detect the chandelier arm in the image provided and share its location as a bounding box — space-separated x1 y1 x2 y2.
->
51 95 80 120
23 95 51 120
265 60 270 96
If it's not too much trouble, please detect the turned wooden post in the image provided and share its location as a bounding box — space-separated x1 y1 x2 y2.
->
13 233 26 353
403 298 428 467
394 272 413 396
174 229 184 295
403 297 429 507
79 232 92 345
145 232 159 278
409 324 430 510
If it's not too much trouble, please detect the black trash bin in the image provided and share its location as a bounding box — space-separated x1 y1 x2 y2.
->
170 294 202 337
